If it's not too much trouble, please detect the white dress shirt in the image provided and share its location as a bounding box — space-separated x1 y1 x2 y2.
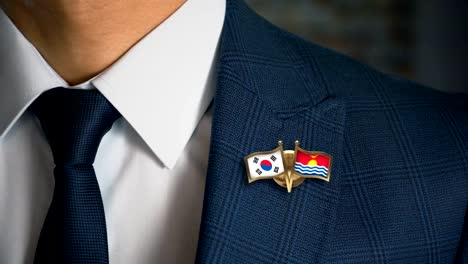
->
0 0 226 263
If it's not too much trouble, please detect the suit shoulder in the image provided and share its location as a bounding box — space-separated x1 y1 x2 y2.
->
271 21 467 113
234 2 466 116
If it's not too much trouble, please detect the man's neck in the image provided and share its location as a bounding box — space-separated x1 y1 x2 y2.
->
1 0 186 85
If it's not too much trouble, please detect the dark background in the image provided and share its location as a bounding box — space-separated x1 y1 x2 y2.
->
246 0 467 93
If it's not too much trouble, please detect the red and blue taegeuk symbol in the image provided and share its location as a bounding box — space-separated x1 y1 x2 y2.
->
260 160 272 171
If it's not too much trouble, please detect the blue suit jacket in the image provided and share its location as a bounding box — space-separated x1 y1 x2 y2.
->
195 1 468 263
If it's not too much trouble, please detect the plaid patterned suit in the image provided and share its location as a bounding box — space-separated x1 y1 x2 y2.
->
195 0 468 263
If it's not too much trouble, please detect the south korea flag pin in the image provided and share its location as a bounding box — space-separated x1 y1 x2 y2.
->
244 141 332 192
244 141 286 183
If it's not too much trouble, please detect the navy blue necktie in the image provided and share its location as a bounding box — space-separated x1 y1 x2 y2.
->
31 88 121 264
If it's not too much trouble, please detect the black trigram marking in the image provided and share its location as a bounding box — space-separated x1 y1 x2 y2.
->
270 155 277 161
274 166 279 173
253 157 259 164
256 169 262 175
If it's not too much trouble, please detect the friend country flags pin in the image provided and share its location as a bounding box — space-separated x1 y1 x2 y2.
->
244 141 332 192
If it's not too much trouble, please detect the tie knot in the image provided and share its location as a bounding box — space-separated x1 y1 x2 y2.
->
31 88 121 165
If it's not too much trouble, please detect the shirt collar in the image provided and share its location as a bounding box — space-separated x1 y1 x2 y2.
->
0 0 226 169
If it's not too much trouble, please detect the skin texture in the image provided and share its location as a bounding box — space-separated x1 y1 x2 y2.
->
1 0 186 85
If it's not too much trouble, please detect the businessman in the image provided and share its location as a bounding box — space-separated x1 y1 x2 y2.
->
0 0 466 263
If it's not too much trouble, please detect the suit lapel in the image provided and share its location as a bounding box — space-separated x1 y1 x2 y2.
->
196 0 347 262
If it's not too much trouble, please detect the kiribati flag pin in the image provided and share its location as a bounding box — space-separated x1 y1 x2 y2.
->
244 140 332 192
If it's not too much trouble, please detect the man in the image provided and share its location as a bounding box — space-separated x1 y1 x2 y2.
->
0 0 466 263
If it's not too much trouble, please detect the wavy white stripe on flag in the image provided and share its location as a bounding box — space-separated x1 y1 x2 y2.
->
295 168 328 174
295 164 328 171
295 167 328 173
295 169 328 177
294 163 328 177
246 149 285 180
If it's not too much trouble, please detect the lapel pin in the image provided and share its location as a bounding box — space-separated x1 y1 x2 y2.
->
244 140 332 192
